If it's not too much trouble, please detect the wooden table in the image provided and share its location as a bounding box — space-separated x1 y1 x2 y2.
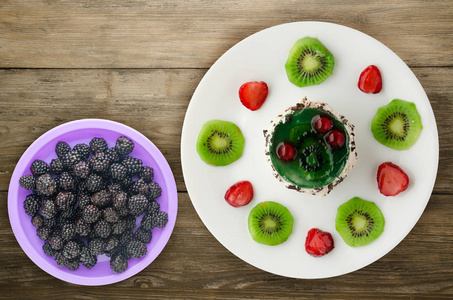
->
1 1 452 298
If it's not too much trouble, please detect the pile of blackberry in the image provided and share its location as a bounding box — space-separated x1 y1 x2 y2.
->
19 136 168 273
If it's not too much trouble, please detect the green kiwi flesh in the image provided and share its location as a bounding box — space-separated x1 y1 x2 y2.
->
248 201 294 246
335 197 385 247
285 37 335 87
295 133 333 180
371 99 423 150
196 120 245 166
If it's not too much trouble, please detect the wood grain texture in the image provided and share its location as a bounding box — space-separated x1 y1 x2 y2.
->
0 0 452 298
0 0 452 68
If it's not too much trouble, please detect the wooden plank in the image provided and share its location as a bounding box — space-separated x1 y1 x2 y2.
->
1 192 452 298
0 67 451 193
0 0 452 68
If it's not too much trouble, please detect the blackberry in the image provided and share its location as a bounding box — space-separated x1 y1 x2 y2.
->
129 179 149 195
73 143 90 160
140 213 154 231
102 207 119 223
110 253 128 274
54 252 68 267
59 207 77 222
41 199 57 219
55 141 71 158
63 240 81 260
93 219 112 239
115 136 134 156
121 156 142 175
36 226 52 241
75 219 91 237
125 239 147 259
23 194 41 216
19 174 35 190
153 210 169 228
57 172 75 191
61 223 77 241
50 158 64 175
61 150 82 169
43 216 57 229
147 200 160 214
89 152 111 174
77 179 89 194
77 193 91 210
89 137 108 154
55 191 75 211
107 183 123 195
105 236 120 253
112 192 127 210
119 230 134 246
147 181 162 200
91 189 111 208
80 246 97 269
111 219 127 235
88 238 106 255
35 174 58 196
30 159 50 177
48 234 64 250
135 226 152 244
73 161 90 179
105 148 120 164
43 241 57 256
124 214 137 231
128 194 147 216
66 259 80 271
114 176 132 190
85 174 104 193
31 214 44 228
109 163 128 181
139 166 154 183
116 205 129 217
82 205 100 224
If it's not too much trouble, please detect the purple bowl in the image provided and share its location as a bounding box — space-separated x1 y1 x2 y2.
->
8 119 178 285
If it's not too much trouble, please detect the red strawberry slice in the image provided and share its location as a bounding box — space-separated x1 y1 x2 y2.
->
305 228 334 257
358 65 382 94
377 162 409 196
239 81 269 111
224 181 254 207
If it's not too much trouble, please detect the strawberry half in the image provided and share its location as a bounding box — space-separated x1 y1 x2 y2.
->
224 181 254 207
305 228 334 257
238 81 268 111
377 162 409 196
358 65 382 94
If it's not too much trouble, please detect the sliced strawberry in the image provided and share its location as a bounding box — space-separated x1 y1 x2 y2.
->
377 162 409 196
358 65 382 94
238 81 268 111
224 181 254 207
305 228 334 257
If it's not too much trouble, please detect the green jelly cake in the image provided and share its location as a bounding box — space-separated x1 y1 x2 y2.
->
264 98 357 196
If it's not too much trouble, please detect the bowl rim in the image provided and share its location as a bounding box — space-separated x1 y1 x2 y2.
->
8 118 178 285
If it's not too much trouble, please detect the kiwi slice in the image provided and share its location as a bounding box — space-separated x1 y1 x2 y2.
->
371 99 423 150
335 197 385 247
196 120 245 166
248 201 294 246
296 134 333 180
285 37 335 87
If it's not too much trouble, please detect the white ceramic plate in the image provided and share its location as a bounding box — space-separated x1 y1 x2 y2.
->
180 22 438 279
